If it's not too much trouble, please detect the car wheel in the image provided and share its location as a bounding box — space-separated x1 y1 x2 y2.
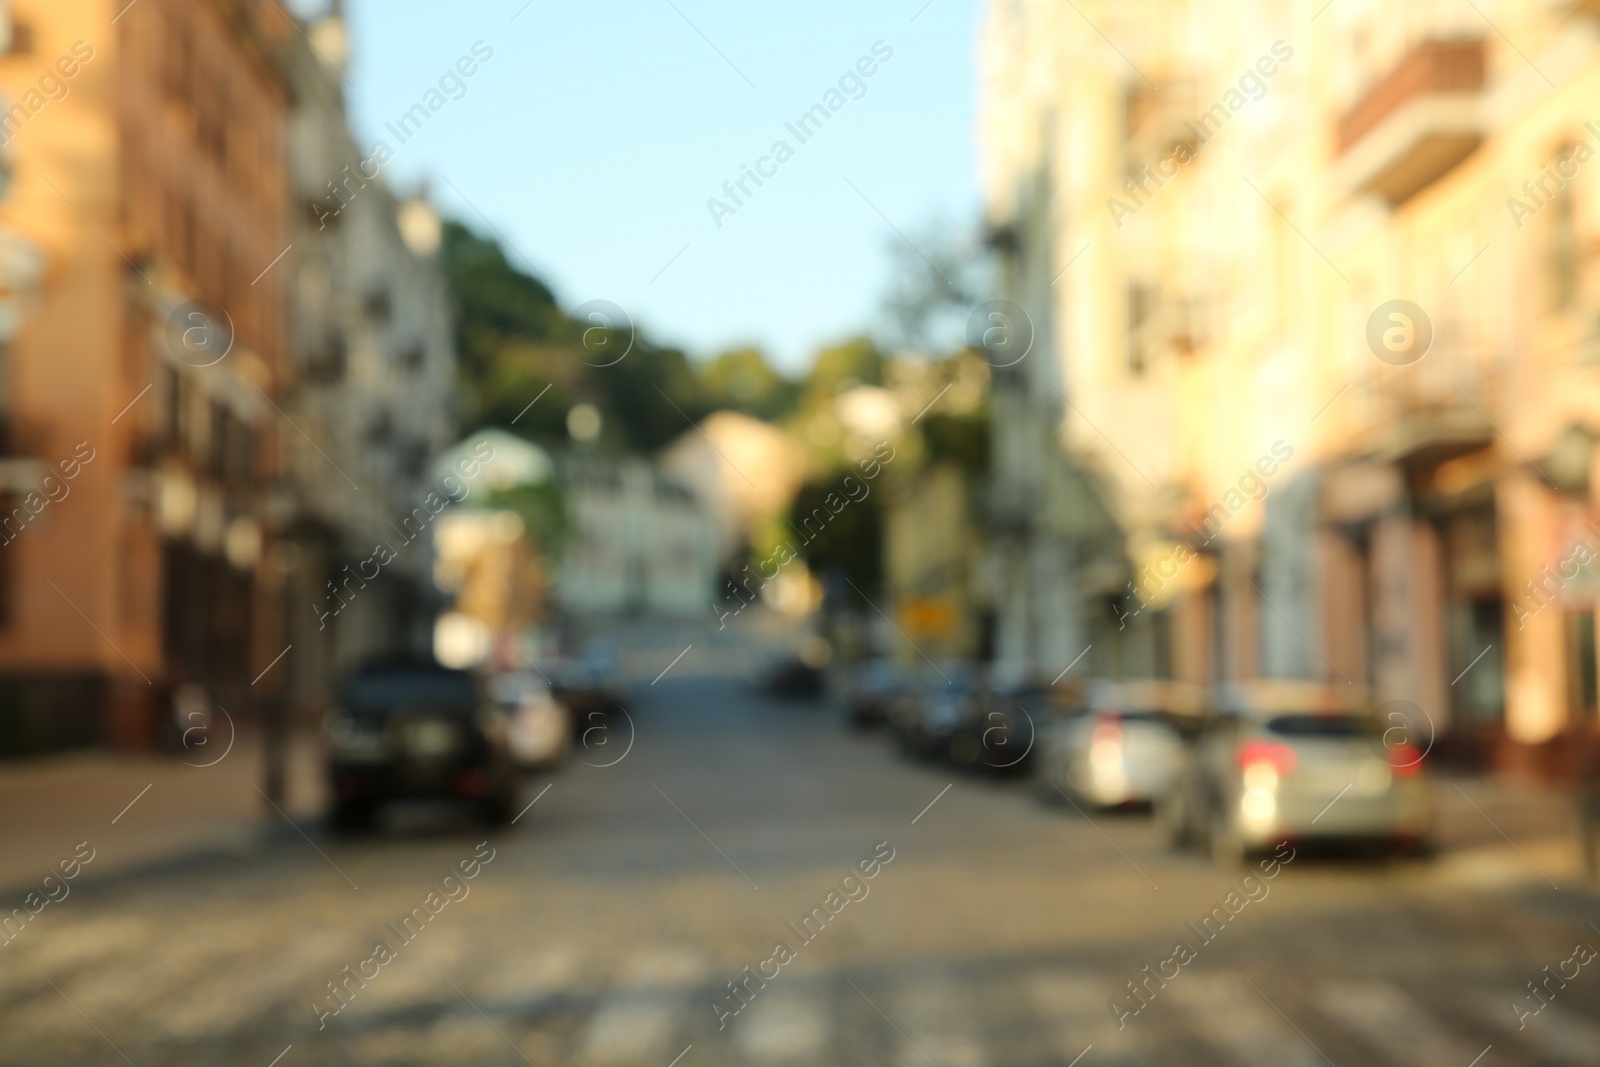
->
1209 804 1245 868
479 790 515 827
330 801 374 835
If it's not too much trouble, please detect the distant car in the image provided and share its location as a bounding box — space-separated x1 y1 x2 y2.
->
489 671 572 770
947 682 1055 774
756 636 831 698
846 659 904 728
551 643 630 720
324 662 518 831
1158 682 1435 865
1036 680 1194 807
888 664 980 760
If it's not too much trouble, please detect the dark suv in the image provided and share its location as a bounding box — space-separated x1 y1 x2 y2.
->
324 663 518 831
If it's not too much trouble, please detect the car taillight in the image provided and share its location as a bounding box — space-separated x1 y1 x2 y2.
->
1387 743 1423 777
1091 722 1123 747
1237 740 1297 775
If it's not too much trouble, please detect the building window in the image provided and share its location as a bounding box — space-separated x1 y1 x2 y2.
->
1549 146 1580 313
1127 284 1155 376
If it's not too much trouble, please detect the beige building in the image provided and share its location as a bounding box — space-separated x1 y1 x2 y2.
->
279 0 458 712
979 0 1600 769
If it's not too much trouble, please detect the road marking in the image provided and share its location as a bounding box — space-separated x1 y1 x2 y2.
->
446 977 535 1065
911 783 952 824
1169 972 1324 1066
845 978 939 1067
735 993 826 1062
511 782 553 825
1320 980 1476 1066
266 1046 293 1067
1485 994 1600 1064
666 1044 693 1067
112 783 152 824
653 644 693 685
1466 1046 1491 1067
1243 977 1336 1067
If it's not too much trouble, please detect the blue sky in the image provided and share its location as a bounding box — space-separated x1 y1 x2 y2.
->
333 0 983 371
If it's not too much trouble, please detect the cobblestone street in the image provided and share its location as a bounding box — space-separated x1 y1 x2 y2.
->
3 626 1598 1067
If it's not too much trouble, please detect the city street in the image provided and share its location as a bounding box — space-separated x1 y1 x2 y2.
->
2 623 1598 1067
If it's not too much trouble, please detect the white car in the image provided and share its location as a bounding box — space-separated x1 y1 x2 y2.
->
490 671 572 770
1037 680 1197 808
1159 682 1435 865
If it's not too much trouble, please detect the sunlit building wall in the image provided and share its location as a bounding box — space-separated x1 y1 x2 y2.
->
979 0 1600 767
0 0 294 752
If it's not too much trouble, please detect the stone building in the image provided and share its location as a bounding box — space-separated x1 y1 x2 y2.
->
979 0 1600 769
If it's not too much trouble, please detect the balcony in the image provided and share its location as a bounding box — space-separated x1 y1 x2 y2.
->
1334 39 1486 205
1354 356 1499 473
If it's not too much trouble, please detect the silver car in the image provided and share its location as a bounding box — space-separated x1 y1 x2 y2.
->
1036 680 1196 808
1159 682 1434 865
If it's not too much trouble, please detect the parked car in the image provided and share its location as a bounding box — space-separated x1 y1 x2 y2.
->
888 664 981 760
946 681 1057 774
551 641 630 720
1035 680 1195 807
1158 681 1434 865
845 659 905 729
755 636 831 698
489 670 572 770
324 661 518 831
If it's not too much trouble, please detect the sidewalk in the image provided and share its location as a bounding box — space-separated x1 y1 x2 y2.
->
0 729 324 894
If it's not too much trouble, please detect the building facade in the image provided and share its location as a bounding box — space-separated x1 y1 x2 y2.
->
279 1 458 714
0 0 294 752
979 0 1600 769
0 0 457 755
557 454 719 619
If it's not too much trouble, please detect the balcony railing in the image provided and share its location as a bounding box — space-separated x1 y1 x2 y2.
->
1335 39 1486 204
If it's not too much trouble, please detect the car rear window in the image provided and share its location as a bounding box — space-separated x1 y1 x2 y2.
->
345 673 477 720
1091 710 1166 723
1265 714 1373 738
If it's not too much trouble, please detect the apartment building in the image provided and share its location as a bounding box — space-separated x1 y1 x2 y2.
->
979 0 1600 769
280 1 458 713
0 0 294 753
0 0 457 756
